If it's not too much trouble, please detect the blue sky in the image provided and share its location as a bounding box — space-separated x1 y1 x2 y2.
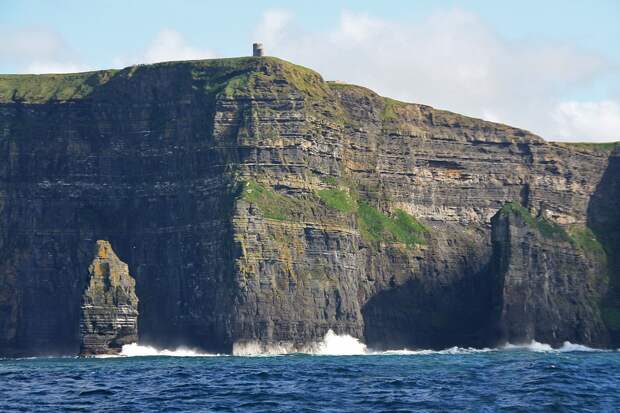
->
1 0 619 141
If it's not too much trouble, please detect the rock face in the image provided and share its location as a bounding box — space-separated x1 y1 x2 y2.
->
0 57 618 356
587 149 620 343
80 240 138 355
490 204 608 346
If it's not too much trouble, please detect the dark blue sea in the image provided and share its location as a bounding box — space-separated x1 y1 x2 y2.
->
1 345 619 412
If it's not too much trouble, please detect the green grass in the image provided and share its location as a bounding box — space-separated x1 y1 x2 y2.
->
223 73 252 97
317 188 356 213
240 180 311 221
381 97 404 122
500 202 569 240
209 57 329 100
242 180 429 248
327 82 376 97
554 142 620 155
536 218 569 240
277 60 329 99
357 202 427 247
316 179 428 247
567 226 606 256
0 56 328 104
500 202 536 227
500 202 607 256
357 202 388 242
320 175 339 186
389 210 428 245
0 70 117 103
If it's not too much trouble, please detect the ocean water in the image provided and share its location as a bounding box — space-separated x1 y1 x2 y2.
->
1 335 619 412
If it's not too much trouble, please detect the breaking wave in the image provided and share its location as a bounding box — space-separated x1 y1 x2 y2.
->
234 330 493 356
103 343 219 357
97 333 608 358
502 340 602 352
312 330 368 355
376 347 495 356
232 330 368 356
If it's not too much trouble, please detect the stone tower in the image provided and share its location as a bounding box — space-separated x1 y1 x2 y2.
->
253 43 264 57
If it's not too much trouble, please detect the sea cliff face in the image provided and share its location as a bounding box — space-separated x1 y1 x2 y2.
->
0 57 618 356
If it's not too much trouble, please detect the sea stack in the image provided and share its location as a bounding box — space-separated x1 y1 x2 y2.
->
79 240 138 356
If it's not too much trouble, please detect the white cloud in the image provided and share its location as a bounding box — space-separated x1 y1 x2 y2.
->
254 9 294 47
25 61 91 74
1 26 215 72
115 28 216 67
142 28 215 64
552 100 620 141
0 27 89 74
254 8 619 142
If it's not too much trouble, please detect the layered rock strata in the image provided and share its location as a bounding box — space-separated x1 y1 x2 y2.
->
79 240 138 355
0 57 618 356
490 204 608 346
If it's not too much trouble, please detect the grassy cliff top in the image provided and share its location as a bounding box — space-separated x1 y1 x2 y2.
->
0 57 326 103
0 56 615 148
0 70 118 103
553 141 620 155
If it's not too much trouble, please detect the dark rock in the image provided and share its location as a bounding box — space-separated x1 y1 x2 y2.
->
490 205 608 347
79 240 138 355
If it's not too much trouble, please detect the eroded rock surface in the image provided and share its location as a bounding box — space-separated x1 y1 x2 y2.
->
80 240 138 355
490 204 608 346
0 57 618 356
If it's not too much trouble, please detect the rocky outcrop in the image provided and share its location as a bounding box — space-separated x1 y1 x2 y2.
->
490 204 608 346
79 240 138 355
587 149 620 343
0 57 618 356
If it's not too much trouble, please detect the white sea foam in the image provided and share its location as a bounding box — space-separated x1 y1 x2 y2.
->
232 330 610 357
503 340 554 352
369 346 494 356
95 334 607 358
116 343 218 357
502 340 602 352
232 330 495 356
232 330 368 356
312 330 368 355
232 341 296 356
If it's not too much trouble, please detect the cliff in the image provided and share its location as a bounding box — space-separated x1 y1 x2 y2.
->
0 57 618 356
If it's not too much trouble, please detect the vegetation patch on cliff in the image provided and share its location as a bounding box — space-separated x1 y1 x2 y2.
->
381 97 406 122
317 188 356 213
500 202 569 240
500 202 607 257
0 70 117 103
567 226 606 256
556 142 619 154
316 182 427 247
357 203 427 247
218 57 329 100
244 178 428 247
240 180 312 221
